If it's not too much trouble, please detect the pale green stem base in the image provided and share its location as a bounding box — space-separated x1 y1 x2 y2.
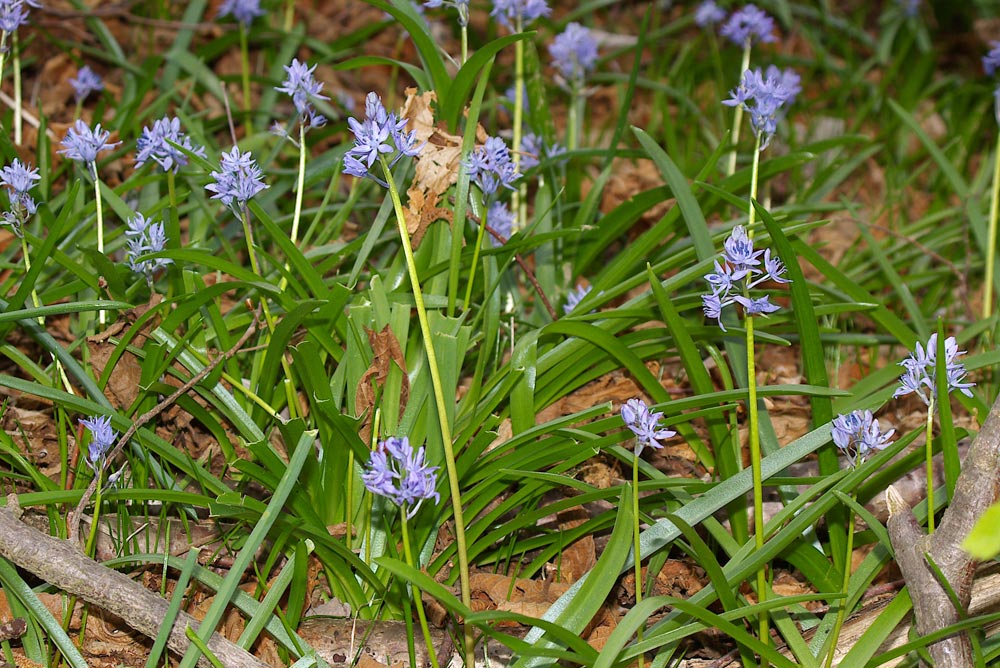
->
379 156 473 666
984 130 1000 320
401 513 440 668
724 41 752 177
279 123 307 293
93 172 106 327
12 31 21 145
632 455 645 668
926 396 936 533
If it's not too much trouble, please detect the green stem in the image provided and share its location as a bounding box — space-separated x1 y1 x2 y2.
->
279 122 307 293
463 196 487 311
93 170 106 327
926 395 935 533
460 24 468 66
632 454 645 668
401 513 440 668
0 31 8 92
824 500 855 668
20 235 41 320
724 40 752 177
984 128 1000 320
745 131 768 657
379 155 473 666
511 19 525 231
83 467 104 559
567 86 580 153
239 23 253 137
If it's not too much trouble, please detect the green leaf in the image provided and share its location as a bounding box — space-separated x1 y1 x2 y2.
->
961 501 1000 560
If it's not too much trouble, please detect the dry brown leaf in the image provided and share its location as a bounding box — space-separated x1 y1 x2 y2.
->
355 324 409 443
86 296 162 410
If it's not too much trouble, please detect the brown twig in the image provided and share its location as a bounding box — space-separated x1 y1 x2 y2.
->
0 498 271 668
68 313 261 545
474 213 560 320
886 391 1000 668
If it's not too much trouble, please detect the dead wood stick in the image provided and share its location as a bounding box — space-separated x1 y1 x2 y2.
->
68 312 261 544
885 391 1000 668
0 500 272 668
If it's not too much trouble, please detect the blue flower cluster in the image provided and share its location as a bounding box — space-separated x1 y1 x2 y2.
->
0 159 38 234
216 0 265 26
694 0 726 28
464 136 520 196
362 436 440 519
518 133 566 170
69 65 104 103
984 43 1000 122
343 92 422 187
723 66 800 149
563 283 591 314
274 59 329 130
136 116 206 174
206 146 269 212
893 334 975 406
831 410 894 467
490 0 549 31
80 415 117 470
0 0 38 33
124 213 172 282
621 398 676 457
719 4 775 46
702 225 790 331
424 0 469 26
58 120 121 174
549 22 598 88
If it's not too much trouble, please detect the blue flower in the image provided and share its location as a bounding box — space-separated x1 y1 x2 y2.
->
701 292 731 330
79 415 117 470
206 146 268 211
831 410 894 467
490 0 550 31
719 4 775 45
0 158 39 234
69 65 104 102
702 226 790 330
216 0 265 25
549 22 598 87
985 42 1000 76
621 398 676 457
694 0 726 27
464 136 519 196
0 0 34 33
424 0 469 26
124 212 172 281
362 436 440 519
487 201 515 246
58 120 121 172
343 92 422 187
733 294 780 315
563 283 592 314
893 334 975 406
723 66 799 149
723 224 764 270
275 59 330 129
135 116 206 174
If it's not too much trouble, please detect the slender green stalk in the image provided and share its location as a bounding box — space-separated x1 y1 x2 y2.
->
463 196 487 310
12 32 21 145
83 468 104 559
567 86 580 153
279 123 307 293
632 454 645 668
401 513 440 668
724 40 752 177
283 0 295 31
925 395 936 533
511 18 525 231
93 170 107 327
20 236 42 318
0 31 8 89
983 129 1000 320
238 24 253 137
379 155 473 666
460 24 468 65
745 131 768 657
824 500 856 668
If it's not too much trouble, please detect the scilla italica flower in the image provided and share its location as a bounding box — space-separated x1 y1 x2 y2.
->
424 0 469 26
723 66 800 150
549 22 598 89
80 415 117 470
343 92 422 188
362 436 439 519
464 136 520 196
719 4 775 45
274 58 329 130
563 284 592 314
206 146 268 213
702 226 789 330
0 158 38 234
621 398 676 457
694 0 726 28
491 0 549 31
124 212 172 282
135 116 206 174
216 0 265 25
58 120 121 176
69 65 104 102
893 334 975 405
831 410 894 467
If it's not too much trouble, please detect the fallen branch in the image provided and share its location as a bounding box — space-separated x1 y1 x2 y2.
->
0 498 272 668
885 392 1000 668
